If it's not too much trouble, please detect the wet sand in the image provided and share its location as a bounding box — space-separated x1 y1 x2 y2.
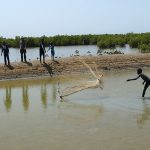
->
0 53 150 80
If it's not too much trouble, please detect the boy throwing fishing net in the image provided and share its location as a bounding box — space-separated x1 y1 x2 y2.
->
127 68 150 98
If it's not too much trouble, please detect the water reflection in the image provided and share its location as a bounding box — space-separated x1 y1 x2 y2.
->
41 84 47 109
1 80 59 112
137 101 150 126
4 87 12 112
57 101 103 125
22 85 29 111
51 83 57 103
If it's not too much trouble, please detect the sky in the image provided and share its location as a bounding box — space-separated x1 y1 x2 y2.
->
0 0 150 38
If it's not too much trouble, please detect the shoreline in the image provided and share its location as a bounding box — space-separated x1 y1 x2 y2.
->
0 53 150 81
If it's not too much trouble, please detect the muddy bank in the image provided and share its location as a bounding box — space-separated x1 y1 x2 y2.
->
0 53 150 80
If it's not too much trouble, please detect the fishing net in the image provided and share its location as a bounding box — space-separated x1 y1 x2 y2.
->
58 58 103 99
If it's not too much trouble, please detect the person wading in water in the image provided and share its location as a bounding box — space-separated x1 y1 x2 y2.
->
127 68 150 98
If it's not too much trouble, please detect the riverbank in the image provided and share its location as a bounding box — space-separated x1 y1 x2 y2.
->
0 53 150 80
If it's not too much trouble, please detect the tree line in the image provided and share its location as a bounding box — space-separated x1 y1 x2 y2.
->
0 33 150 52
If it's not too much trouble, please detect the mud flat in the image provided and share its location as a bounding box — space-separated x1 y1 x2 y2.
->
0 53 150 80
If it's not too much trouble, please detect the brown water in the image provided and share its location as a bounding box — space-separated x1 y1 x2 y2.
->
0 70 150 150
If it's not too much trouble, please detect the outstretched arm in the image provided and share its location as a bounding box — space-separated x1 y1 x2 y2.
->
127 75 140 82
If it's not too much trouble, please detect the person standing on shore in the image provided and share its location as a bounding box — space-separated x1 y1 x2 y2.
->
48 43 55 61
1 41 10 66
39 39 46 63
20 37 27 62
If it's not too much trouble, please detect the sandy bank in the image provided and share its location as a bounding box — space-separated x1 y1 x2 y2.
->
0 53 150 80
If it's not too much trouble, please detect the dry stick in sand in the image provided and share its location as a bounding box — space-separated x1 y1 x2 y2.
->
58 58 103 100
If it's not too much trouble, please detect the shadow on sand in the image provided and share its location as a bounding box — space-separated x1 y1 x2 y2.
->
6 64 14 70
43 62 53 76
52 60 60 64
24 61 32 66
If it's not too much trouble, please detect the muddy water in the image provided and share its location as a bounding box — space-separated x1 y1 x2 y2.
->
0 69 150 150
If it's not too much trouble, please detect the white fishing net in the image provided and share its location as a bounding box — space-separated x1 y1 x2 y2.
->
58 58 103 100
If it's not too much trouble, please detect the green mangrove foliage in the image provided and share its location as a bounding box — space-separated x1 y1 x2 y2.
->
0 35 99 48
0 33 150 52
97 34 127 49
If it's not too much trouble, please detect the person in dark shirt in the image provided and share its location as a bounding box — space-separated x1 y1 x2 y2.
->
39 39 46 63
20 37 27 62
1 41 10 66
127 68 150 97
